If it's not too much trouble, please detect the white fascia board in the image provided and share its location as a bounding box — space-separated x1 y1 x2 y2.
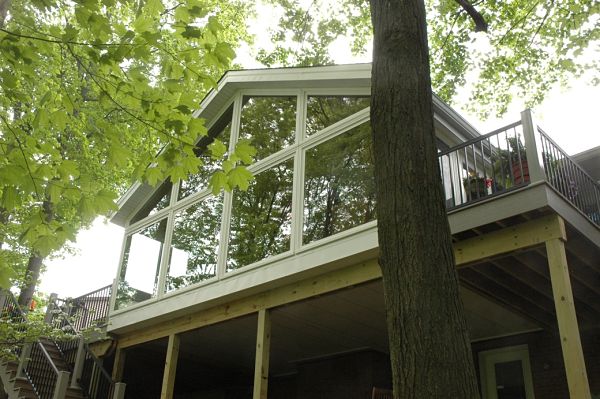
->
107 223 379 333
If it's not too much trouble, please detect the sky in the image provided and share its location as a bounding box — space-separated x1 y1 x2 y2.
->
38 15 600 299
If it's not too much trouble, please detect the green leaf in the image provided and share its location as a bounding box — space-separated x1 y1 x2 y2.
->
133 15 153 33
1 186 18 210
47 182 62 204
208 170 228 195
0 265 16 289
58 160 80 179
145 167 163 186
33 109 49 129
182 26 203 39
188 118 207 137
53 110 69 130
234 140 256 165
227 166 253 191
208 139 227 159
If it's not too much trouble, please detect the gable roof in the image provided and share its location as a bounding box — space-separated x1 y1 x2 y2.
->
111 63 482 227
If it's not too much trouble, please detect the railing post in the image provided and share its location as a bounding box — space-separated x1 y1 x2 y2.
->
52 371 70 399
113 382 126 399
16 343 32 378
44 293 58 324
520 109 546 183
70 337 86 388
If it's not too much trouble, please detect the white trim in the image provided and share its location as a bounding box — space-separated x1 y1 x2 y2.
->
478 344 535 399
156 209 174 299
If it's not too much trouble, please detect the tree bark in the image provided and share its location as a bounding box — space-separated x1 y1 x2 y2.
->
369 0 480 398
17 254 43 308
0 0 10 29
18 200 53 308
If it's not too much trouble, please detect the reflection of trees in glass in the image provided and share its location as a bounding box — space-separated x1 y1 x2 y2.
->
227 159 294 270
304 123 375 244
115 219 167 309
306 96 370 136
165 195 222 292
130 182 172 224
239 97 296 161
179 107 233 200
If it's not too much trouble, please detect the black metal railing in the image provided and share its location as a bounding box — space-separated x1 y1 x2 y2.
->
80 346 115 399
438 121 529 209
0 290 28 357
68 285 112 332
48 294 117 399
539 128 600 226
24 342 60 399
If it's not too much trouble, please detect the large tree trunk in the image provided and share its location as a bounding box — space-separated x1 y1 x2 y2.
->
369 0 480 398
18 200 53 309
17 254 43 308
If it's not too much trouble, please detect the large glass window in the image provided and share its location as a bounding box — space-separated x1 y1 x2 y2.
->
115 219 167 310
303 122 376 244
239 96 296 161
165 195 222 292
130 182 172 224
306 96 370 136
179 108 233 200
227 159 294 271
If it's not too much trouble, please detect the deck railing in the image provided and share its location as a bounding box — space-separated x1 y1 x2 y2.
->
24 341 61 399
438 121 529 209
538 129 600 224
47 293 120 399
438 110 600 227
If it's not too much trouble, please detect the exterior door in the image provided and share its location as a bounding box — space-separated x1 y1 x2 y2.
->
479 345 535 399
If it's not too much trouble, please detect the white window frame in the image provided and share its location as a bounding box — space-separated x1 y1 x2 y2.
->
478 344 536 399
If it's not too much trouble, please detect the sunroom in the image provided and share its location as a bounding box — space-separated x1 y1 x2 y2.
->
108 64 484 322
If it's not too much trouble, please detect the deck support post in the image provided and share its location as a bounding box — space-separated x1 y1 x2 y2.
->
160 333 180 399
112 382 126 399
112 347 126 382
70 336 86 388
253 309 271 399
52 371 70 399
16 343 32 378
546 232 591 399
44 293 58 324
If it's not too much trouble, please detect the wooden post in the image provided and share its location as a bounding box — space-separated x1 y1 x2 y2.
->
16 343 32 378
112 347 126 382
520 109 546 183
70 337 86 388
160 334 180 399
52 371 70 399
112 382 126 399
546 236 591 399
253 309 271 399
44 293 58 324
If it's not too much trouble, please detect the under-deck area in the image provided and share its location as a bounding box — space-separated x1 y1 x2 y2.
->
113 210 600 399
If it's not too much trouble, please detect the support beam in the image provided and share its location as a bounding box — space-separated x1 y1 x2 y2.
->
112 347 126 382
117 260 382 348
160 334 180 399
546 236 591 399
454 215 565 266
253 309 271 399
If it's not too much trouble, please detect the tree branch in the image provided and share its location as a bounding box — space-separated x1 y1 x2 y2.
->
454 0 488 32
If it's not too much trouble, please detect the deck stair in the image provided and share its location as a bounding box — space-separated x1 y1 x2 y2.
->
0 290 123 399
